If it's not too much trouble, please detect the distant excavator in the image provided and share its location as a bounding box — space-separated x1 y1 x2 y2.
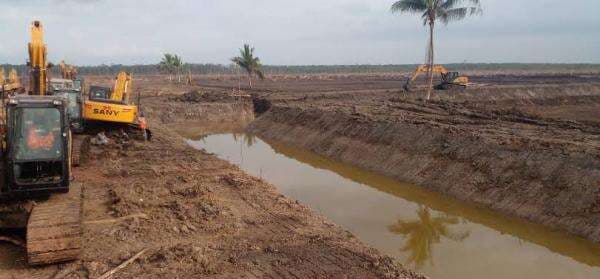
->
59 60 78 80
49 61 85 133
404 65 468 92
1 68 24 95
84 72 150 140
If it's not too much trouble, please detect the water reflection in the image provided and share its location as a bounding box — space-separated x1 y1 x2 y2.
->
260 136 600 268
232 132 256 147
389 206 470 268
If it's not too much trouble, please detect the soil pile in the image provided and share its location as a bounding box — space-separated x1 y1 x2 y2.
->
174 90 236 103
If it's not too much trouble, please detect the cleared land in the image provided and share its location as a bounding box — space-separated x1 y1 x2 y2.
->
1 71 599 278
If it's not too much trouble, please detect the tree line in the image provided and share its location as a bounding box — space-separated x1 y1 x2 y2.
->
3 62 600 77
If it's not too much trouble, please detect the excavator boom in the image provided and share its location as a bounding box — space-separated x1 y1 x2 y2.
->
111 71 131 103
406 65 449 84
28 21 47 96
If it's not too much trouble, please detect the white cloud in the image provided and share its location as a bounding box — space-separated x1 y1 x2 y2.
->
0 0 598 65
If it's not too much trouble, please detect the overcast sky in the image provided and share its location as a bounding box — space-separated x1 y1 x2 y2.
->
0 0 599 65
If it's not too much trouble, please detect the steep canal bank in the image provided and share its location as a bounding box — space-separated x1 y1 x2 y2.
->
189 132 600 279
249 102 600 243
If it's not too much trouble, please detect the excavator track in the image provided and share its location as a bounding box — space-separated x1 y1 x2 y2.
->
127 126 151 141
26 182 83 265
72 135 91 167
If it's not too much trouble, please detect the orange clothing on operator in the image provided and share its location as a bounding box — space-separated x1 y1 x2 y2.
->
27 125 55 149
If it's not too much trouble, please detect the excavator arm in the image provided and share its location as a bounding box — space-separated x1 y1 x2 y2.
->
404 65 449 91
111 71 131 103
28 21 48 96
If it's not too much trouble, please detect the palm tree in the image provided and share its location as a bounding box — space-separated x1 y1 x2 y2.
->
391 0 481 99
388 206 469 268
172 55 183 83
231 44 265 88
159 53 183 83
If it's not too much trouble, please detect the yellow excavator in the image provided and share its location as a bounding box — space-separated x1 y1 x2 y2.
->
0 21 82 265
58 60 78 80
404 65 468 92
1 68 24 95
84 72 150 140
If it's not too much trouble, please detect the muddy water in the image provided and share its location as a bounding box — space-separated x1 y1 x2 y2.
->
187 133 600 279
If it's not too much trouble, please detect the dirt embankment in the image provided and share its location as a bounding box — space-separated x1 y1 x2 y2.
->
75 121 416 278
249 84 600 243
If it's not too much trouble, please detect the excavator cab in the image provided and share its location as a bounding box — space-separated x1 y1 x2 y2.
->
88 85 113 101
53 90 84 133
72 78 84 93
50 78 85 133
436 71 468 90
441 72 460 83
1 96 70 194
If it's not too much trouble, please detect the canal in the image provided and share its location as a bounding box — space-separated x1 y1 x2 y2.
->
187 132 600 279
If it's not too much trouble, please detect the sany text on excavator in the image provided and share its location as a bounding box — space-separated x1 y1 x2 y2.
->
0 20 82 265
84 71 150 140
404 64 469 92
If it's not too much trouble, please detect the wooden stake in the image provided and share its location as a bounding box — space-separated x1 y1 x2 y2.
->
98 248 148 279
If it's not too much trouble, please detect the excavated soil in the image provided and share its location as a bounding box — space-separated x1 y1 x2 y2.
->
0 77 421 279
